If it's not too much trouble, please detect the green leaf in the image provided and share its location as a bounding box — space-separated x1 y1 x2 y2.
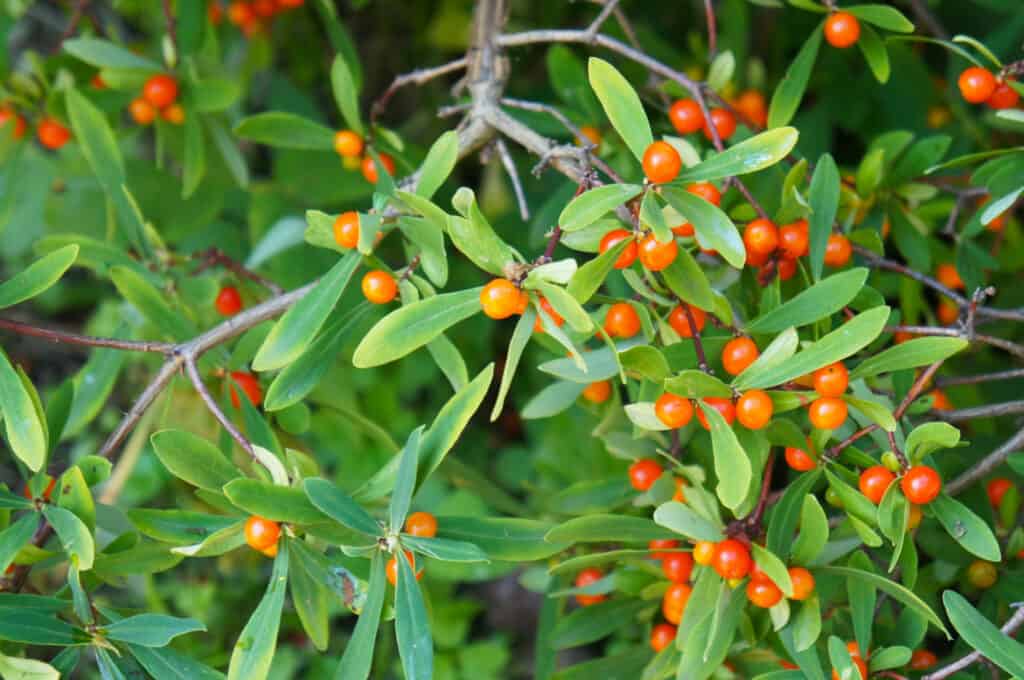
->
791 495 829 565
660 247 714 310
551 599 647 649
110 267 197 340
289 541 330 651
747 269 868 333
402 536 488 563
42 505 94 570
127 509 238 546
679 127 800 182
587 58 653 161
807 154 841 281
930 494 1001 562
817 566 949 636
828 635 859 680
389 428 423 531
848 337 967 381
128 645 225 680
191 79 242 112
653 501 725 541
175 0 204 56
663 370 732 398
224 479 326 525
449 188 518 275
352 287 483 368
415 130 458 199
57 465 95 532
399 216 448 287
491 307 535 420
302 478 380 537
619 345 670 382
846 396 896 432
0 349 46 471
767 470 822 556
752 544 794 597
104 614 206 647
545 515 676 545
0 654 60 680
228 543 289 680
791 596 822 652
847 552 876 654
702 399 753 512
567 237 630 304
734 307 890 390
905 422 960 462
182 113 205 199
531 281 593 333
868 646 912 672
395 550 433 680
847 4 915 32
558 185 642 232
661 185 745 268
0 245 77 310
768 28 823 128
253 252 359 371
335 551 386 680
640 191 671 243
63 38 161 70
0 513 39 572
857 24 890 83
151 430 241 492
943 590 1024 677
234 113 335 150
824 469 879 527
436 516 565 561
0 611 78 646
330 55 364 135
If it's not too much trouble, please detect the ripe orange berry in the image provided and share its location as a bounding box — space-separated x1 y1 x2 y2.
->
22 477 56 501
778 220 809 259
0 108 26 139
747 577 783 608
744 219 779 258
958 67 997 104
929 388 952 410
386 550 419 586
788 567 815 601
576 125 602 147
261 542 278 558
859 465 895 505
824 11 861 48
649 539 680 561
703 108 737 141
813 362 849 397
693 541 715 565
642 141 682 184
785 444 817 472
672 221 695 237
638 233 678 271
480 279 523 320
142 74 179 109
721 337 759 376
333 211 360 249
808 396 847 430
668 305 706 338
672 477 687 502
160 104 185 125
832 657 867 680
823 234 852 267
662 582 692 624
129 98 157 125
736 390 773 430
687 182 721 206
661 552 694 584
244 516 280 551
966 560 998 589
733 90 767 128
696 397 735 430
604 302 641 339
582 380 612 404
229 371 262 408
361 153 395 184
334 129 364 158
362 270 397 304
936 263 964 290
599 229 638 269
404 511 437 538
909 649 937 671
574 568 606 606
901 466 942 505
937 299 958 325
987 80 1020 110
37 118 71 150
712 539 752 580
650 623 677 652
534 297 564 332
669 99 705 135
629 458 664 491
215 286 243 316
987 478 1014 508
655 393 693 429
777 257 798 281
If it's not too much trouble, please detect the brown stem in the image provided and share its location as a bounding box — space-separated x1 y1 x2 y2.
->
936 368 1024 387
922 604 1024 680
186 358 253 456
371 58 469 127
934 400 1024 422
682 304 710 373
0 318 173 354
193 247 284 296
703 0 718 58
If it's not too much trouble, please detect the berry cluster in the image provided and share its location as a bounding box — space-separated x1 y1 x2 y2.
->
218 0 306 38
129 74 183 126
958 66 1020 110
0 107 71 150
333 129 397 185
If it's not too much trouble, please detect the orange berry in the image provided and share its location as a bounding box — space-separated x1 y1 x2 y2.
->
693 541 715 565
629 458 664 491
778 220 809 259
785 443 816 472
650 623 677 652
824 11 861 49
777 257 798 281
908 504 923 530
894 331 915 344
687 182 721 206
404 511 437 538
672 477 687 502
574 568 606 606
333 211 360 249
721 337 759 376
669 99 705 135
582 380 612 404
747 577 783 608
808 396 847 430
576 125 602 147
987 478 1014 508
936 263 964 290
638 233 678 271
823 234 852 267
386 550 420 586
277 0 305 7
533 297 564 332
733 90 767 128
215 286 243 316
859 465 895 505
696 397 735 430
672 221 695 237
362 270 397 304
229 371 262 408
655 393 694 429
958 67 997 104
599 229 638 269
736 389 773 430
361 153 395 184
142 74 178 109
642 141 682 184
604 302 641 339
901 466 942 505
244 516 280 551
0 108 26 139
712 539 752 579
668 305 705 338
744 219 779 258
937 299 959 325
662 552 694 584
228 1 253 25
129 97 157 125
831 657 867 680
788 567 815 601
251 0 276 17
261 542 278 558
37 118 71 150
661 582 692 624
987 81 1020 110
703 108 737 142
480 279 523 320
208 2 224 24
929 388 952 410
813 362 849 397
334 129 364 158
649 539 679 561
161 104 185 125
909 649 938 671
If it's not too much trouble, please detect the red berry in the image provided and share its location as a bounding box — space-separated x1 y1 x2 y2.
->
648 539 679 561
744 219 779 259
362 270 397 304
604 302 641 339
574 568 606 606
582 380 612 404
629 458 664 491
661 552 694 584
736 389 773 430
696 397 735 430
334 130 364 157
0 108 26 139
901 466 942 505
703 108 737 141
404 511 437 538
650 623 677 652
712 539 751 580
638 233 678 272
669 99 704 135
215 286 243 316
642 141 682 184
823 234 852 267
129 98 157 126
229 371 262 408
687 182 721 206
721 337 759 376
987 478 1014 508
143 74 179 109
785 444 817 472
668 305 705 338
813 362 849 397
987 81 1020 110
909 649 937 671
808 396 847 430
747 577 783 608
361 153 395 184
958 67 997 104
824 12 861 49
661 582 692 624
480 279 524 320
788 567 815 601
655 393 693 429
859 465 895 505
599 229 638 269
333 211 360 249
778 220 809 259
37 118 71 150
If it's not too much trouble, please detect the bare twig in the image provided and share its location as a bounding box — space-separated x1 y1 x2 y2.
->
185 358 253 455
936 368 1024 387
494 138 530 220
193 247 284 296
947 427 1024 496
922 604 1024 680
0 318 173 354
904 0 950 40
703 0 718 58
934 400 1024 422
682 304 710 373
371 57 469 126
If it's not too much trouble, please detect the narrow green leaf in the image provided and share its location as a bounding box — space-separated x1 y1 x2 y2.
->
678 127 800 182
234 113 336 150
702 399 752 512
402 535 488 563
943 590 1024 677
817 566 949 636
110 267 197 340
790 495 829 565
848 337 967 381
491 307 535 420
151 429 241 492
653 501 725 541
0 349 46 471
663 370 732 398
559 185 642 233
42 505 94 570
0 245 78 310
228 544 289 680
747 269 868 333
182 113 205 199
752 544 794 597
587 58 652 161
768 28 823 128
289 541 330 651
104 614 205 647
303 478 380 537
0 513 40 572
660 247 714 310
389 428 424 532
335 552 386 680
395 550 433 680
330 55 364 135
224 479 327 525
661 185 745 268
436 516 566 561
566 237 629 304
64 38 161 70
857 24 890 83
931 494 1001 562
847 4 915 32
807 154 840 281
545 515 676 544
128 645 225 680
766 470 822 557
551 599 647 649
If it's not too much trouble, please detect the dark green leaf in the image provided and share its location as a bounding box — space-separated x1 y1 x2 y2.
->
227 543 289 680
748 268 868 332
943 590 1024 677
395 550 433 680
234 113 335 150
0 245 77 310
767 27 823 128
104 614 206 647
930 494 1001 562
151 430 241 492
